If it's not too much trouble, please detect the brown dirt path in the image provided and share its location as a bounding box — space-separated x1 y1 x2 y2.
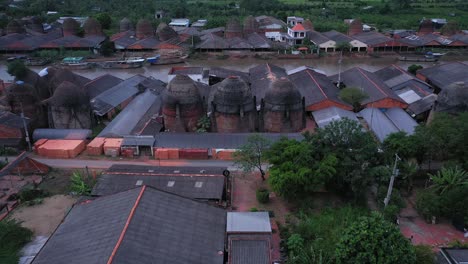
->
11 195 77 236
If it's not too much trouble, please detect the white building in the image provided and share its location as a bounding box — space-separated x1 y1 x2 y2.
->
169 18 190 28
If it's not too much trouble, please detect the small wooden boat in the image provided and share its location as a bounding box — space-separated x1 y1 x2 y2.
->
98 57 145 69
398 56 438 62
148 55 187 65
60 57 93 70
24 58 51 66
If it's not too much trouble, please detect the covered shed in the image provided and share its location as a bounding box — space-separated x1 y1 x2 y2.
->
359 108 417 142
120 136 155 156
352 31 413 52
312 106 359 128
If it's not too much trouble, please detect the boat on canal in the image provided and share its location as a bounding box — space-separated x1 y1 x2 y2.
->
60 57 94 70
98 57 146 69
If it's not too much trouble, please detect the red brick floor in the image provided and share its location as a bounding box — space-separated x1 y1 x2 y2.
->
232 172 286 263
399 194 466 250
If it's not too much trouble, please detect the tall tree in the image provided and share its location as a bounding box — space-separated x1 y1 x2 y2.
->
335 212 416 264
313 118 380 200
234 134 271 180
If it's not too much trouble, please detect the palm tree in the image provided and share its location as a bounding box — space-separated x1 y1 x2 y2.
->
429 166 468 194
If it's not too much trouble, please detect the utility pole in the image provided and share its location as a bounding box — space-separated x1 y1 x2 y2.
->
20 102 32 151
384 154 401 208
337 49 343 88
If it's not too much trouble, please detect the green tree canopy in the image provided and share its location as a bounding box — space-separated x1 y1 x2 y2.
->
407 64 423 75
95 13 112 30
339 87 369 111
7 60 28 80
335 212 416 264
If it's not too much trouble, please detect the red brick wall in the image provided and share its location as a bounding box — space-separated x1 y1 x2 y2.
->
416 73 427 82
364 98 408 109
264 110 303 132
306 100 353 112
215 112 256 133
163 104 204 132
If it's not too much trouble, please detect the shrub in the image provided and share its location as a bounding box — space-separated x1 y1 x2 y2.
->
249 207 258 212
256 188 270 204
414 245 435 264
415 189 441 222
70 171 93 195
408 64 423 75
19 189 48 202
0 219 33 264
7 60 27 79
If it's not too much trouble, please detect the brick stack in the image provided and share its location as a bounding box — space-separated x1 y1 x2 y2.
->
37 140 86 158
86 137 105 156
214 149 236 160
103 138 123 156
179 149 209 159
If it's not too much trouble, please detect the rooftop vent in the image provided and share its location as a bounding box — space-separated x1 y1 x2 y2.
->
135 180 143 186
167 181 175 187
194 181 203 188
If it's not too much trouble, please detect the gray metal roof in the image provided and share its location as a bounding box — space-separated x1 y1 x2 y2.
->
85 74 122 99
440 248 468 264
417 62 468 91
384 108 418 134
227 212 271 233
32 186 226 264
92 173 225 200
230 239 270 264
289 68 351 109
121 136 155 147
32 129 91 141
154 133 304 149
98 90 162 138
106 164 228 175
359 108 417 142
406 94 437 116
312 107 359 128
91 74 147 116
330 67 404 105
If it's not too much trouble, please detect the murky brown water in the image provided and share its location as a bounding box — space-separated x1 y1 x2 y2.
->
1 56 465 83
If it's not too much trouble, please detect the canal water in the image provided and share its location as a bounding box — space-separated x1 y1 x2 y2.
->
0 56 465 83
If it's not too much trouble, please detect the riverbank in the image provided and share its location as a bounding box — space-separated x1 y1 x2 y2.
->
1 52 467 82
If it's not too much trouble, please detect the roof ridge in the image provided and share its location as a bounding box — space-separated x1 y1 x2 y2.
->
107 185 146 264
305 69 328 99
356 68 389 97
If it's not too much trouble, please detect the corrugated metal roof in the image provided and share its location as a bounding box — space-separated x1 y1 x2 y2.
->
85 74 122 99
227 212 271 233
98 90 161 137
359 107 417 142
418 62 468 91
230 239 270 264
121 135 155 146
92 173 224 199
0 110 28 128
384 108 417 135
406 94 436 116
32 186 226 264
396 89 421 104
312 107 359 128
91 74 147 116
